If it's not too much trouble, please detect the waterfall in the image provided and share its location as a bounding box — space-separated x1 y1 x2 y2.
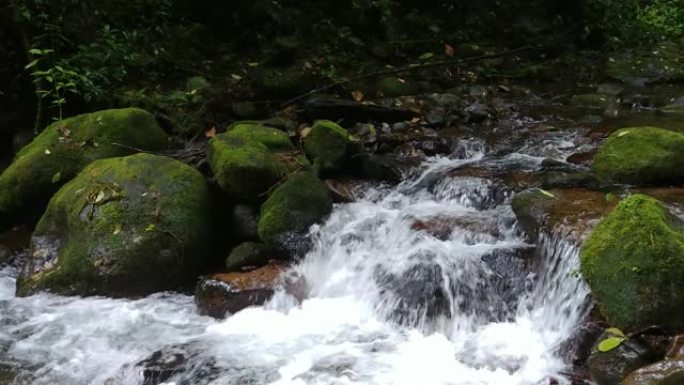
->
0 138 591 385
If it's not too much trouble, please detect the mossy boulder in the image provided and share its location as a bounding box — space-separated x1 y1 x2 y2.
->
225 242 270 271
580 194 684 331
208 123 308 201
303 120 351 172
16 153 211 297
0 108 168 214
591 127 684 185
258 171 332 250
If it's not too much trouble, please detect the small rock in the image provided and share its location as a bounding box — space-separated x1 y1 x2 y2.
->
351 123 372 137
195 262 287 318
391 121 412 133
425 109 446 126
588 331 659 385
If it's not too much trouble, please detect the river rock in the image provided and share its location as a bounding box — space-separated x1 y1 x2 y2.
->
588 331 659 385
511 188 611 242
580 194 684 331
16 153 211 297
591 127 684 185
0 108 168 214
377 77 421 97
572 94 618 111
225 242 270 271
230 204 260 240
258 171 333 251
208 124 305 201
621 359 684 385
195 261 287 318
303 120 351 173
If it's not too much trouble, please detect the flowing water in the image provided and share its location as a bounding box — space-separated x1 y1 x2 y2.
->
0 134 592 385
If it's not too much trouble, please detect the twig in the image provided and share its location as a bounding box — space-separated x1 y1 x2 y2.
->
110 141 205 159
280 45 533 108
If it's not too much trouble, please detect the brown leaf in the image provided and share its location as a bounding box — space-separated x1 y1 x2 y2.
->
410 117 421 123
351 90 364 102
300 126 312 139
205 127 217 138
444 43 454 57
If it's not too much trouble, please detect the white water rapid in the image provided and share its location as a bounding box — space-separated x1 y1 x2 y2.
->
0 137 591 385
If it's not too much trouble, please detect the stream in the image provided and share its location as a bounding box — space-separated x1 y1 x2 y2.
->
0 125 595 384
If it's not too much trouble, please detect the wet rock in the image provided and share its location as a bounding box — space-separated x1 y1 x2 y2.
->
591 127 684 185
225 242 270 271
621 359 684 385
376 260 451 326
325 179 364 203
588 331 659 385
302 97 418 123
411 214 502 241
541 171 600 189
0 226 31 266
258 171 332 252
303 120 351 173
195 262 287 318
351 123 372 137
252 66 312 97
138 346 189 385
425 93 462 111
463 102 494 123
208 123 303 201
540 158 577 172
658 104 684 118
666 335 684 358
391 121 412 133
0 108 168 215
512 188 611 242
581 195 684 331
260 117 297 133
424 109 446 126
16 154 212 297
597 83 624 96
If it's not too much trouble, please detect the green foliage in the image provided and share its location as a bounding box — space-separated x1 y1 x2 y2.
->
597 328 627 352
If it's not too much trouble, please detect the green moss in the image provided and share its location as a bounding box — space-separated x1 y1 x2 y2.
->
258 171 332 249
0 108 168 214
227 122 295 152
303 120 350 172
591 127 684 185
225 242 270 271
16 153 211 297
580 194 684 331
207 134 289 201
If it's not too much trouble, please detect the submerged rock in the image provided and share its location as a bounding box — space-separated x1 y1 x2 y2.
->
16 153 211 297
258 171 332 251
195 262 287 318
580 195 684 331
592 127 684 185
588 331 658 385
0 108 168 214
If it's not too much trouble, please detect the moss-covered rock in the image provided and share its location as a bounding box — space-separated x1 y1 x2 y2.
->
16 153 211 297
591 127 684 185
302 120 351 172
227 122 295 152
580 194 684 331
252 66 312 97
208 123 308 201
258 171 332 250
225 242 270 271
0 108 168 214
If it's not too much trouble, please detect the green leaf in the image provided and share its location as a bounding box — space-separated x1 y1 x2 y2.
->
51 172 61 183
598 337 626 352
539 189 555 198
145 224 156 232
605 327 626 337
419 52 434 60
25 59 40 70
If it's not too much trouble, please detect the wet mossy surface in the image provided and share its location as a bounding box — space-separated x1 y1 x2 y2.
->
580 194 684 331
258 170 332 250
16 153 211 297
591 127 684 185
303 120 351 173
0 108 168 214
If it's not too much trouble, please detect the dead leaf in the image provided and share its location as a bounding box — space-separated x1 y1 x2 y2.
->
444 43 454 57
300 126 312 138
205 127 217 138
351 90 364 102
410 117 421 124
